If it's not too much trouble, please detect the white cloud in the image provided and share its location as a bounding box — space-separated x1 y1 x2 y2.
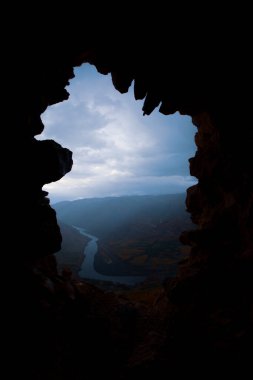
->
39 64 197 202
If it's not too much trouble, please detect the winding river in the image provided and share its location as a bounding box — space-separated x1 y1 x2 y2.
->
73 226 145 286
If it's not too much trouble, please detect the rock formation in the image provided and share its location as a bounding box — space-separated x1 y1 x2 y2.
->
8 29 253 378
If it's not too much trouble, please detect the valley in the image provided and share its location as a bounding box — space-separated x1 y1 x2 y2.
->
54 194 194 285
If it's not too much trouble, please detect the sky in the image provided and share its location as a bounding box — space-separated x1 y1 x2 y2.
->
39 64 197 203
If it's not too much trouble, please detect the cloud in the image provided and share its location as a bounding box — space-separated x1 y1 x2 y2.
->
39 64 197 202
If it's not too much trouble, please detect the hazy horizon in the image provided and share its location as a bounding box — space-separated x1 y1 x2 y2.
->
39 64 197 203
52 191 187 205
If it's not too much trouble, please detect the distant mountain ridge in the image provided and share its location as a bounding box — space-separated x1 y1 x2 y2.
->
53 193 189 239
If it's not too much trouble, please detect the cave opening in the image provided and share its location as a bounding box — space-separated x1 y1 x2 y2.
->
39 63 197 288
10 34 252 379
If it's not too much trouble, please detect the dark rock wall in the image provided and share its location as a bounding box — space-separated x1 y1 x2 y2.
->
163 111 253 369
9 35 252 375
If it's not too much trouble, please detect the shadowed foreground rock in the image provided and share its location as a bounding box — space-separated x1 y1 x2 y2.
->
8 28 253 378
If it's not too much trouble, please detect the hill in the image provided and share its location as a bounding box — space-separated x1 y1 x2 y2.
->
54 194 190 237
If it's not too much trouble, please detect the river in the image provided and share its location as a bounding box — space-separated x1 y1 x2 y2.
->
73 226 145 286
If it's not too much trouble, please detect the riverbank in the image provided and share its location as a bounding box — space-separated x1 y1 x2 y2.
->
74 226 145 286
54 222 90 278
